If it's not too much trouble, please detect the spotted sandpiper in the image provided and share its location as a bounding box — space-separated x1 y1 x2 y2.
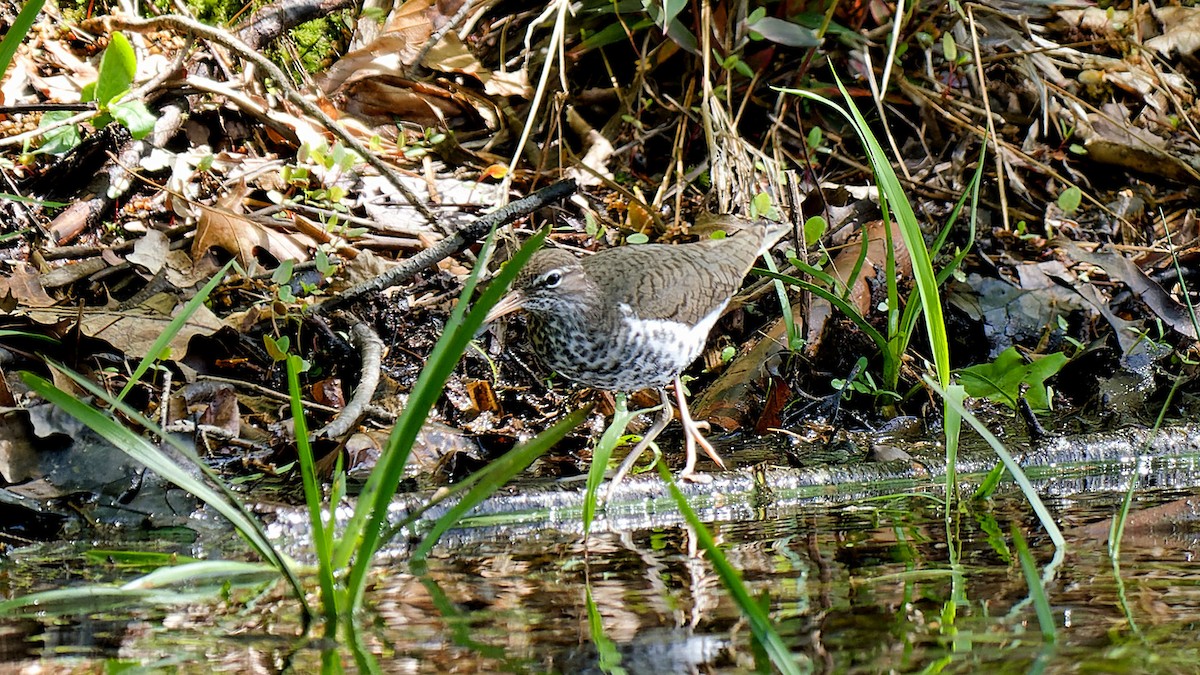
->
485 216 787 482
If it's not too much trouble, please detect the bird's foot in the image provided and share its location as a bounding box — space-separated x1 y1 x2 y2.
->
677 469 714 484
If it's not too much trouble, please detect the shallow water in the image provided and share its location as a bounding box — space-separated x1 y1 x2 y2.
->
4 427 1200 673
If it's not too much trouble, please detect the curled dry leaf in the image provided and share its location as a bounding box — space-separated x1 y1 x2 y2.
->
320 0 506 129
1147 6 1200 56
1 264 56 308
190 186 315 268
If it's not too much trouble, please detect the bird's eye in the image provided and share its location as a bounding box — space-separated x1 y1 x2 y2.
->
541 270 563 288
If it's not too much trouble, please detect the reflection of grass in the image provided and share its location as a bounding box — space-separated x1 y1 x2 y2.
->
586 584 628 675
6 222 591 672
1109 224 1199 637
659 462 807 675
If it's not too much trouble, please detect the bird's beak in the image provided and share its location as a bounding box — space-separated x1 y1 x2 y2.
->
484 290 527 324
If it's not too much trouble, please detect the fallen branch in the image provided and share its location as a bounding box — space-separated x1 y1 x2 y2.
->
314 178 577 313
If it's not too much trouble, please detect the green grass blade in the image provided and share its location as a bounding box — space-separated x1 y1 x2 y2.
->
0 0 45 81
120 560 280 589
779 82 950 387
344 226 549 607
0 561 278 617
656 463 806 675
412 404 592 560
21 366 311 619
784 254 842 290
287 354 341 631
761 255 799 350
0 587 171 616
0 330 57 343
344 618 381 674
753 268 888 352
829 74 950 387
117 259 236 401
925 377 1065 556
584 394 637 535
1011 524 1057 643
587 584 628 675
943 384 964 571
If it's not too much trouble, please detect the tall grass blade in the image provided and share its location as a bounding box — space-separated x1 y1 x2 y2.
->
584 394 637 535
287 354 341 631
0 560 278 617
587 584 628 674
0 0 45 80
117 259 236 401
345 227 549 608
412 404 592 560
925 377 1065 563
1011 524 1057 642
761 255 799 350
21 366 311 619
754 268 888 351
943 383 964 573
657 463 806 675
779 79 950 386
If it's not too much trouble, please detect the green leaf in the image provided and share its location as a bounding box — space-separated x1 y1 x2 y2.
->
958 347 1068 412
575 18 656 54
272 259 295 284
264 334 291 361
941 31 957 63
626 232 649 244
803 216 827 246
344 224 553 606
587 585 628 675
109 100 157 139
806 125 823 149
36 111 81 155
746 15 820 48
315 249 335 275
118 259 235 401
95 32 137 107
750 192 775 220
1057 185 1082 214
659 0 686 30
18 368 307 616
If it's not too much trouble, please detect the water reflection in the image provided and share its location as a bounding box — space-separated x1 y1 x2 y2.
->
4 433 1200 672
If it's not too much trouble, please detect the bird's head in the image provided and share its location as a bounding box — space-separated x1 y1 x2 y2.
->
485 248 592 322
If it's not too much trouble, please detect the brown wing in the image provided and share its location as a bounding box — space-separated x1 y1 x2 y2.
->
583 227 766 325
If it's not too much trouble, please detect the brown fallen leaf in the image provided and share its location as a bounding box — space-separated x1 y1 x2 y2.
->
191 187 314 268
1 264 56 308
28 295 225 367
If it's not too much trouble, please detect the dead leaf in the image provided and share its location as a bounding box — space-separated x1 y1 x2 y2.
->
1 264 56 307
127 229 170 273
1147 7 1200 56
28 296 226 365
192 203 313 269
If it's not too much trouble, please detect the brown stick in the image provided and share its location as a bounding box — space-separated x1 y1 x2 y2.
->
313 179 577 313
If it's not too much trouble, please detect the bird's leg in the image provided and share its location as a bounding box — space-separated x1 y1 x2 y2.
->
608 388 673 489
675 376 725 482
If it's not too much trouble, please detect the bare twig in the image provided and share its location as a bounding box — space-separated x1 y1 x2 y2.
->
316 318 383 439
